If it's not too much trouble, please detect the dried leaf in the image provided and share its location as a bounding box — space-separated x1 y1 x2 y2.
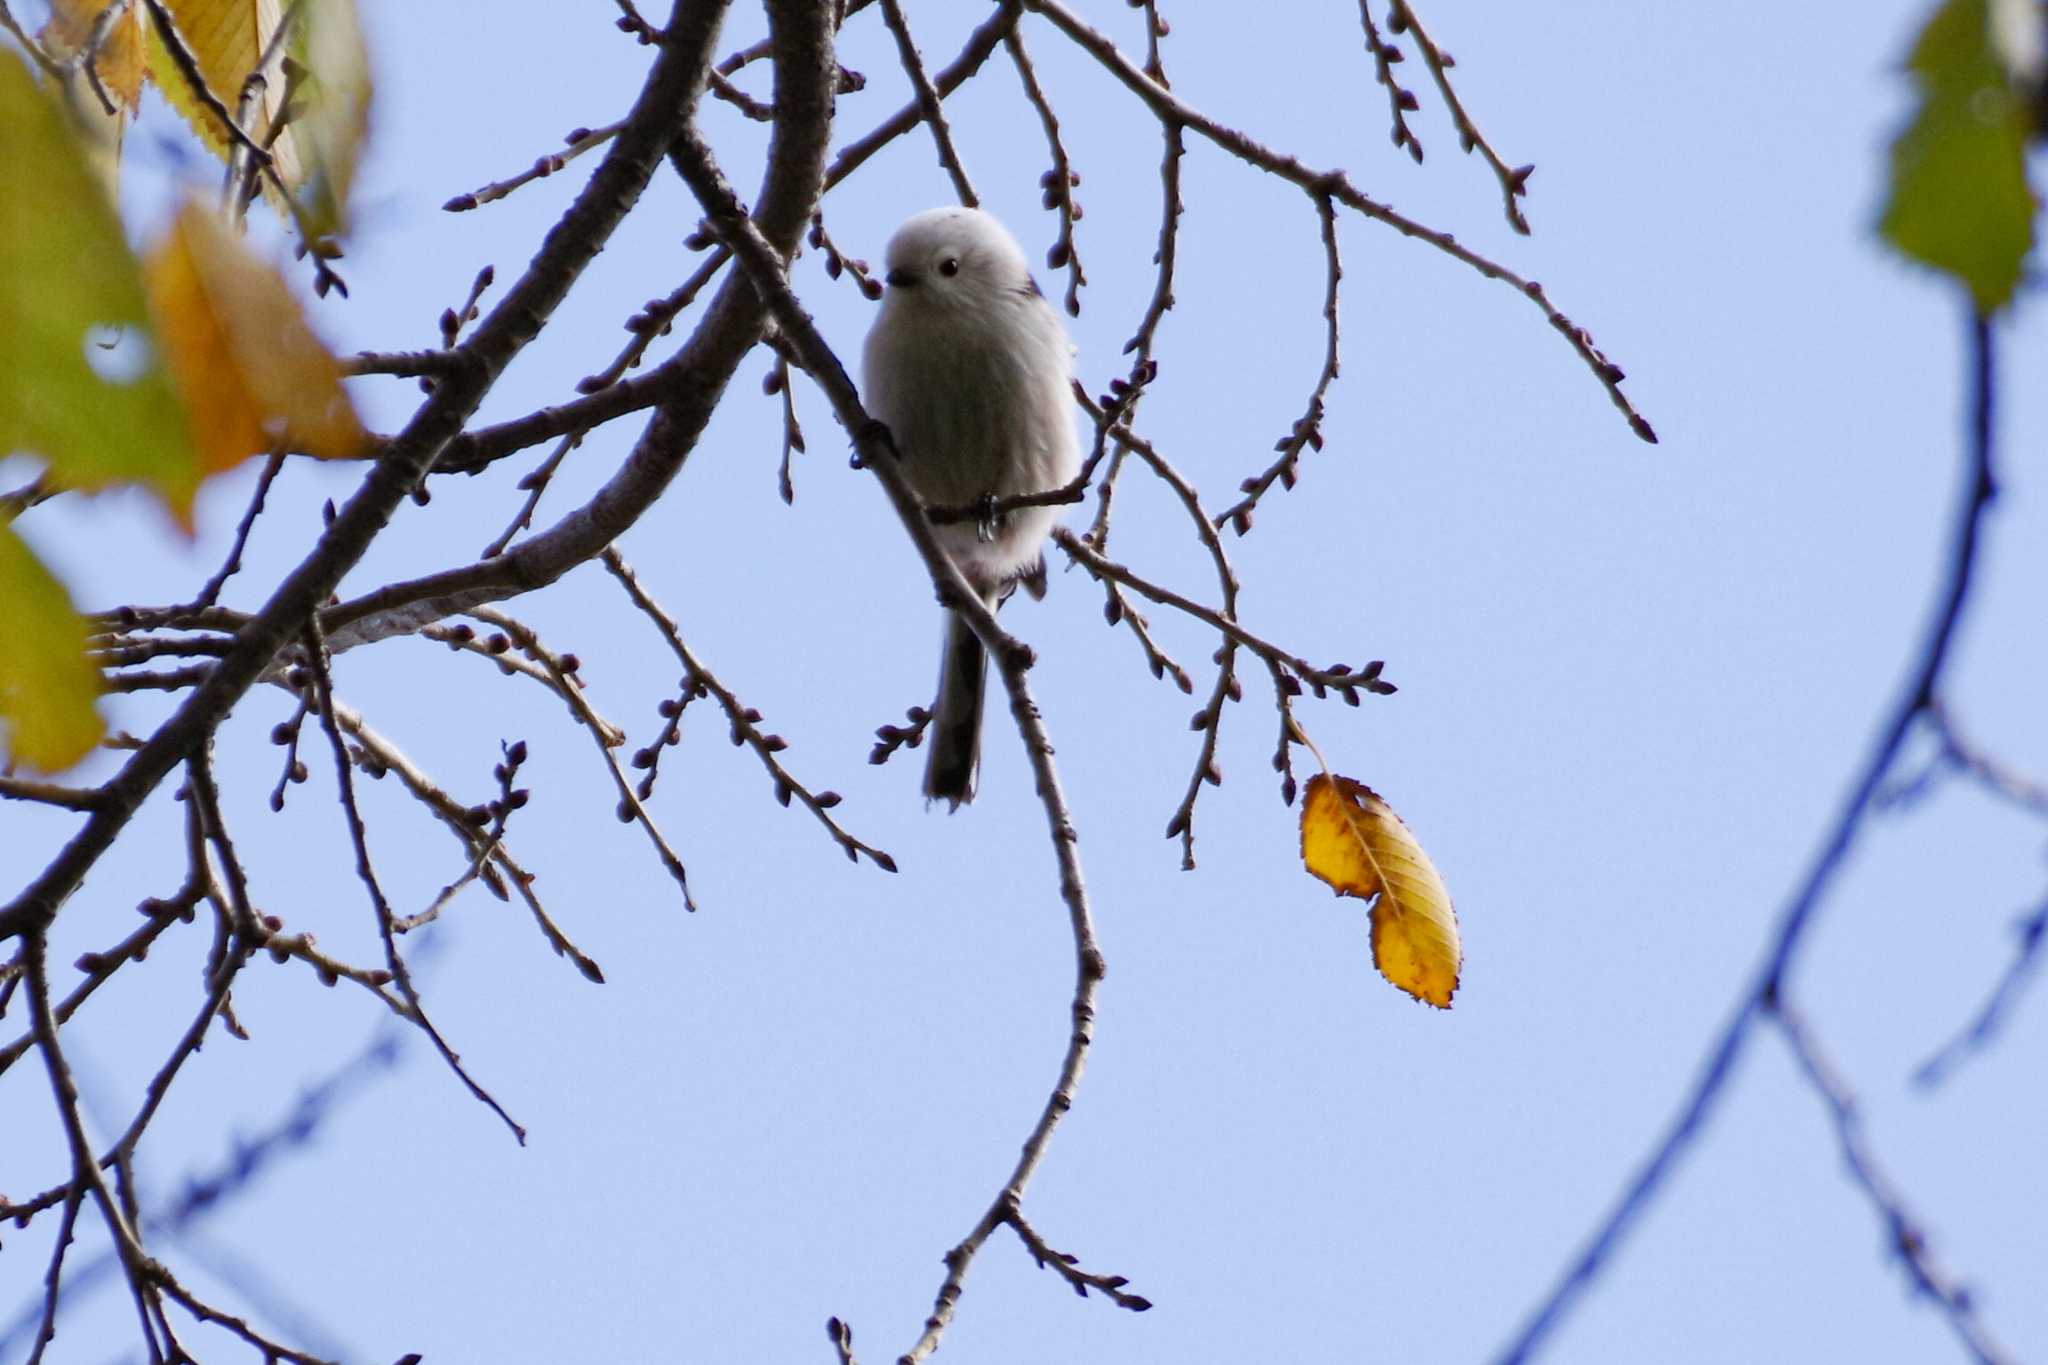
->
1300 772 1461 1008
0 48 201 518
0 525 105 773
143 199 367 481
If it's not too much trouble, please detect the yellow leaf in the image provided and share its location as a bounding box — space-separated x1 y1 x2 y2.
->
0 525 105 774
41 0 148 112
1300 772 1461 1008
143 200 367 484
144 0 301 193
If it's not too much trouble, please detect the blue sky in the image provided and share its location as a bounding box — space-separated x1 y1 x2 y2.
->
5 2 2046 1362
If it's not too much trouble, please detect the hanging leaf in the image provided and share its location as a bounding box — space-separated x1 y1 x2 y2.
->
289 0 373 237
1300 772 1461 1008
1879 0 2037 313
0 525 105 774
142 199 368 484
0 47 202 518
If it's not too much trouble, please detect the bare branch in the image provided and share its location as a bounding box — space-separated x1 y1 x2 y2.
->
600 549 896 874
1768 996 2014 1365
1496 311 2001 1365
1026 0 1654 443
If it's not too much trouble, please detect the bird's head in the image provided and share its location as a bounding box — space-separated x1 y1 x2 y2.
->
879 207 1038 310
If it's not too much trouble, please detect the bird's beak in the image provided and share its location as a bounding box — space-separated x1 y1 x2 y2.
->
885 267 917 288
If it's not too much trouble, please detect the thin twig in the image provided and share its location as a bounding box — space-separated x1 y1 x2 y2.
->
1913 893 2048 1089
1006 25 1085 316
301 620 528 1142
1388 0 1533 234
1027 0 1652 443
1768 996 2013 1365
442 120 625 212
876 0 980 207
1053 528 1390 702
325 698 602 981
467 605 705 905
1494 311 2000 1364
1356 0 1422 164
669 126 1113 1364
600 550 896 874
1215 192 1344 535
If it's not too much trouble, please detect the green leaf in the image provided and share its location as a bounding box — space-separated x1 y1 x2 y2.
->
1879 0 2038 314
0 47 202 522
0 525 104 773
291 0 374 239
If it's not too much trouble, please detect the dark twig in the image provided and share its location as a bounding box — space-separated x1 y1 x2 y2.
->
325 698 602 981
467 604 706 904
442 120 625 213
822 3 1017 193
876 0 980 207
806 213 885 304
1768 995 2013 1365
300 620 528 1142
1913 893 2048 1089
482 431 585 557
669 127 1109 1364
1495 312 1999 1364
1387 0 1533 234
1356 0 1423 164
23 932 165 1359
1006 25 1085 316
601 549 895 874
25 1190 81 1364
1027 0 1652 443
1052 528 1390 703
188 451 285 610
0 828 206 1082
1006 1202 1151 1312
1929 700 2048 816
0 778 102 812
1216 192 1343 535
574 248 732 395
1 0 733 948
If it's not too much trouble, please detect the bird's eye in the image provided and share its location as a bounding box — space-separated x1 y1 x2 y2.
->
938 257 960 278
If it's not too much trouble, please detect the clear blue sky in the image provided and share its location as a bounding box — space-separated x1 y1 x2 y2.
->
5 2 2046 1362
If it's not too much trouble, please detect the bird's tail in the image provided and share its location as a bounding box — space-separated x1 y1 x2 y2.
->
924 609 987 810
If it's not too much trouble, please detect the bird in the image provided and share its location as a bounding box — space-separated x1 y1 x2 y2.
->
861 206 1081 809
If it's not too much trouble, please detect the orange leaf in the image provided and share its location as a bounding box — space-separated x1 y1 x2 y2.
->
142 199 366 489
1300 772 1461 1008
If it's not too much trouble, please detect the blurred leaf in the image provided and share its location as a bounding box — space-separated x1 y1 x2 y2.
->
1880 0 2037 313
0 525 105 774
142 199 368 481
0 47 202 518
144 0 302 193
289 0 372 237
1301 773 1461 1008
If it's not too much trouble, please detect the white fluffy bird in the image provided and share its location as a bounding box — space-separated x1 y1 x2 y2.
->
862 207 1081 808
